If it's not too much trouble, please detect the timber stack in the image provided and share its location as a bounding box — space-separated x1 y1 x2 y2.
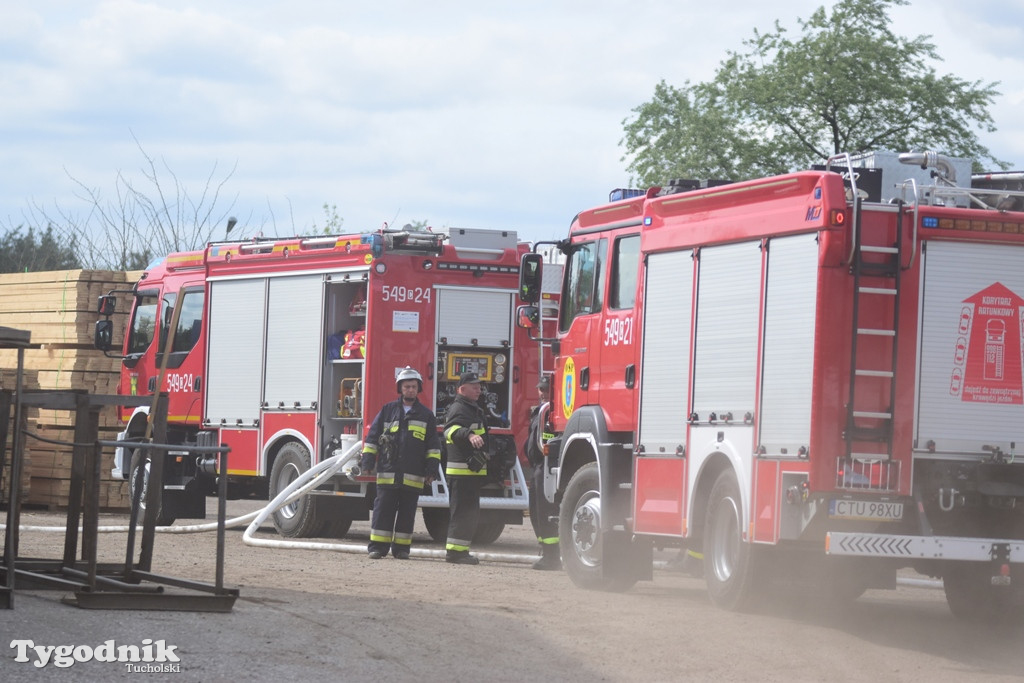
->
0 269 141 511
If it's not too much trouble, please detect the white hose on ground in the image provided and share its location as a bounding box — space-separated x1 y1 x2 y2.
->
2 440 363 535
240 440 540 564
2 439 541 565
14 441 941 580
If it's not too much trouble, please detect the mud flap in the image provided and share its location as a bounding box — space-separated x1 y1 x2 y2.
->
163 481 207 519
604 530 654 583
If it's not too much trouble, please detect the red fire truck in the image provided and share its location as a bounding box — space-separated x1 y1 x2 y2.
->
517 152 1024 619
95 227 537 543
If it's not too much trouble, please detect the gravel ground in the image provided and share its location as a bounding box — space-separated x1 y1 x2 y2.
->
3 499 1023 682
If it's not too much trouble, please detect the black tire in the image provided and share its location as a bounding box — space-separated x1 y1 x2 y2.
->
944 563 1023 623
704 469 759 611
129 449 175 526
559 462 635 591
319 516 354 539
269 442 321 538
472 518 505 546
422 507 449 544
421 508 505 545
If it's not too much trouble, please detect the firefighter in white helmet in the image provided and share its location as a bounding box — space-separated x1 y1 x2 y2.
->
360 366 441 559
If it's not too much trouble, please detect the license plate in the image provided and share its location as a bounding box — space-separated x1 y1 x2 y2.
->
829 499 903 522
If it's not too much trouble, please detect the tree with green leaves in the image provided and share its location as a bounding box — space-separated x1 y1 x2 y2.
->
0 225 81 273
621 0 1005 186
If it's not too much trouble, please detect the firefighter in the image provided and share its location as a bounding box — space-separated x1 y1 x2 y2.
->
525 376 561 570
442 371 489 565
360 366 441 559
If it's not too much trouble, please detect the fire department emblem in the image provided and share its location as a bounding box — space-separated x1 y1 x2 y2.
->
562 357 576 419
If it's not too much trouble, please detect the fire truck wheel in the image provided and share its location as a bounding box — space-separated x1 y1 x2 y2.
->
421 507 449 544
269 442 322 538
319 517 353 539
128 449 175 527
419 508 506 546
704 468 760 611
472 519 506 546
943 563 1023 623
559 462 635 592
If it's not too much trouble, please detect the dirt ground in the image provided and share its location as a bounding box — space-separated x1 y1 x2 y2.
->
3 499 1024 682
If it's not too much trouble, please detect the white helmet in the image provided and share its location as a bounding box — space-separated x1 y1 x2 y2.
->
395 366 423 393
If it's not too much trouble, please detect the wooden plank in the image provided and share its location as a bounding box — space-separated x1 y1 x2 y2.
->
27 448 118 479
0 268 141 511
0 369 121 393
0 321 120 346
0 269 140 286
25 477 129 510
0 347 123 373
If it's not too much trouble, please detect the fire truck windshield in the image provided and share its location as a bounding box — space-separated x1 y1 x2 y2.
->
127 292 158 356
561 238 606 331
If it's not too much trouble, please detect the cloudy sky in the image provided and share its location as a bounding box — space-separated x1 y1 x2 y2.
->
2 1 1022 248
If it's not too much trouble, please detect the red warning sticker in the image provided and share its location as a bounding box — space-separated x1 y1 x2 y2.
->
950 283 1024 404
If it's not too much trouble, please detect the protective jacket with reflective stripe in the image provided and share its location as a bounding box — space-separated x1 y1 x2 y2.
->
443 394 488 477
361 399 441 490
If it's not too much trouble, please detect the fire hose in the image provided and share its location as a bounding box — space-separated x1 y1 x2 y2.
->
2 439 542 565
1 441 945 581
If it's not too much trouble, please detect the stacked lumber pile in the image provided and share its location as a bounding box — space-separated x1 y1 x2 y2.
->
0 270 142 510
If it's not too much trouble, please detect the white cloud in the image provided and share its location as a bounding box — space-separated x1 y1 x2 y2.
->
1 0 1022 247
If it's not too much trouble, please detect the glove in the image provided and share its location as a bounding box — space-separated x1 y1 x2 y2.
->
467 449 487 473
360 453 375 474
426 460 440 479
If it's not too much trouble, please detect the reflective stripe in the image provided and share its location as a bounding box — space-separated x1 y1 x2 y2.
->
377 474 396 486
539 537 559 545
427 450 441 461
408 420 427 440
445 466 487 477
444 425 461 442
393 532 413 542
404 473 425 485
362 444 378 455
370 530 394 543
446 541 471 552
393 537 412 547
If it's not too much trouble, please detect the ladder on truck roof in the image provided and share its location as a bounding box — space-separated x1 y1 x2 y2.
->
831 154 903 492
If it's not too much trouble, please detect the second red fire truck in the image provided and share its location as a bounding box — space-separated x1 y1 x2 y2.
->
96 226 539 543
518 151 1024 620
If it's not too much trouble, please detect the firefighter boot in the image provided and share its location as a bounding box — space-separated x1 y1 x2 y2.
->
445 550 480 565
532 543 562 571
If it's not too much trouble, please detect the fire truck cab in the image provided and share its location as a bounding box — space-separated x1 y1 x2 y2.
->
97 227 537 544
519 152 1024 619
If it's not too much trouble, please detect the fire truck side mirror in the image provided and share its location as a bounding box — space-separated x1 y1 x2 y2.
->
519 253 543 304
97 294 117 317
94 319 114 351
516 304 540 330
